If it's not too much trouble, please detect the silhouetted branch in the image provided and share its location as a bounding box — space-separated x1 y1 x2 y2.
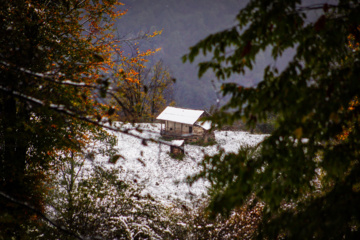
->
0 85 174 147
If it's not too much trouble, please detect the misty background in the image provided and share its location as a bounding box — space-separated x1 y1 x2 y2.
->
115 0 325 109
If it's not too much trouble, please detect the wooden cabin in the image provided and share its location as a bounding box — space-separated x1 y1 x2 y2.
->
156 106 214 142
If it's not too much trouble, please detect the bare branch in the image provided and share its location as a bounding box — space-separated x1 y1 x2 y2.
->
295 3 337 12
0 61 101 89
0 85 174 147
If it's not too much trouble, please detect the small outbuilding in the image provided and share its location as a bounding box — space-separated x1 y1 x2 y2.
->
170 140 185 155
156 106 214 143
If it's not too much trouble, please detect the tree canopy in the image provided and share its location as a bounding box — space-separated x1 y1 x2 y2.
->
0 0 162 237
184 0 360 238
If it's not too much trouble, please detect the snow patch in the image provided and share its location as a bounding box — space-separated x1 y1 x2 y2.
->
93 123 267 205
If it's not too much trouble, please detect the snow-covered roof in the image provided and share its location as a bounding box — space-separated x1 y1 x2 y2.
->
156 106 204 125
171 140 184 146
195 120 212 130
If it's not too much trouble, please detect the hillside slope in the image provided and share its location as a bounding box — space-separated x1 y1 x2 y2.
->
91 123 267 206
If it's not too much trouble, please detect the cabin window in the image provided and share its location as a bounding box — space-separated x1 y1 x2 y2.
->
189 126 192 133
170 128 173 131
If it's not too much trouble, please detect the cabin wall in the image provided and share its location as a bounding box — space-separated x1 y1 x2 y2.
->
162 120 215 143
193 126 205 136
165 121 193 135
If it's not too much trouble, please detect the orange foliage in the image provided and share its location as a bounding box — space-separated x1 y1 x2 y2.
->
347 26 360 51
336 27 359 141
336 97 359 141
32 0 161 124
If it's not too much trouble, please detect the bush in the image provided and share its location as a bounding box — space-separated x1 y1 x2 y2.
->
188 138 217 147
31 162 188 240
168 152 185 160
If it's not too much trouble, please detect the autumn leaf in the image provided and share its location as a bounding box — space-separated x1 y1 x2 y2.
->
293 127 303 139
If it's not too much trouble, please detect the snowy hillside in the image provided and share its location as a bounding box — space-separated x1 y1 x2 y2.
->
91 123 267 206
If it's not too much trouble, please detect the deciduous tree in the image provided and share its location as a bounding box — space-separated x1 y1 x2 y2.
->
0 0 150 237
184 0 360 238
111 50 175 122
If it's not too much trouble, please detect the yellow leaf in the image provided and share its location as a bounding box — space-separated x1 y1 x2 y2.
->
294 127 303 139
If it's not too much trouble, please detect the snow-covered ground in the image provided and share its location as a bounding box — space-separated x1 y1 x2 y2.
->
92 123 267 205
